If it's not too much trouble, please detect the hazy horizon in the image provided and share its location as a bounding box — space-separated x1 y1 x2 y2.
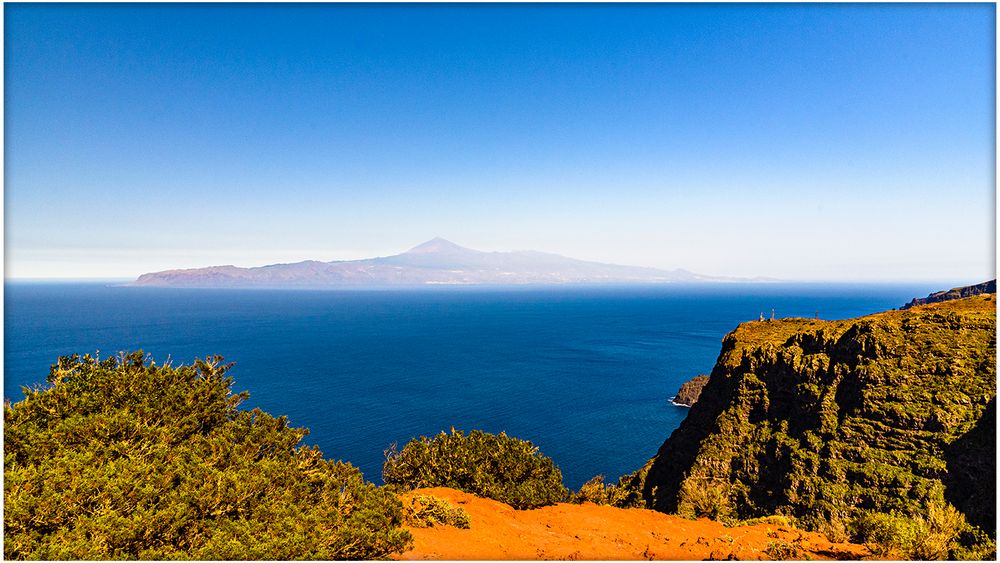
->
5 4 996 282
0 234 992 286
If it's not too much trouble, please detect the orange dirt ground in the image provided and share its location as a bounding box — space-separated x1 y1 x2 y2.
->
396 488 871 561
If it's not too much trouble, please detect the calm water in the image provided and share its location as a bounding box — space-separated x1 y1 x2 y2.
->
4 282 937 488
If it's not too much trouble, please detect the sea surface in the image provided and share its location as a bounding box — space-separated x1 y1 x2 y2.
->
4 282 940 488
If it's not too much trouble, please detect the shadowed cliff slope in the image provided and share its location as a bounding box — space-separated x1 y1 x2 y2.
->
634 294 995 548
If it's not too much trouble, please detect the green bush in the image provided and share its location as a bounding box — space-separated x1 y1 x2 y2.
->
849 510 926 558
571 475 612 504
951 527 997 561
4 352 412 560
403 494 471 529
848 501 983 560
676 478 733 522
569 473 644 508
737 514 796 528
763 540 805 560
382 429 568 509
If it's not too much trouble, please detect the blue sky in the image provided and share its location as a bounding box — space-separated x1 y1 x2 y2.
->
5 3 995 281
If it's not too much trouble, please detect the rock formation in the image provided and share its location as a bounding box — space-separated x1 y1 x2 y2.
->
901 280 996 309
671 375 710 407
633 293 996 548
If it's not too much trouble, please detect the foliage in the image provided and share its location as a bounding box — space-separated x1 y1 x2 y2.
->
849 501 992 560
737 514 796 528
4 352 412 560
572 475 611 504
807 509 851 544
382 429 568 510
402 494 471 529
951 526 997 561
763 540 805 560
849 510 925 558
676 478 732 522
568 474 644 508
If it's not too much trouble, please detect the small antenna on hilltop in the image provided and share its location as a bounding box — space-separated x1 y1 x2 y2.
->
771 308 775 321
815 310 819 320
759 311 765 321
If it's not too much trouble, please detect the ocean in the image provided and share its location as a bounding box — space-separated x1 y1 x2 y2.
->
4 281 939 488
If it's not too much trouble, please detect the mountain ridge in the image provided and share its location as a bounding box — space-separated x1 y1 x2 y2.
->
131 238 772 288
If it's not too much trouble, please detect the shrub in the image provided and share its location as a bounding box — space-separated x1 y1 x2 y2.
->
676 478 732 522
914 501 967 560
737 515 796 528
4 352 412 560
848 501 973 560
403 494 471 529
382 429 568 509
569 473 644 508
849 510 925 558
764 540 805 560
951 526 997 561
571 475 611 504
808 510 851 544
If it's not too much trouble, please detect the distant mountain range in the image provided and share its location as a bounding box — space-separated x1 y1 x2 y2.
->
131 238 772 288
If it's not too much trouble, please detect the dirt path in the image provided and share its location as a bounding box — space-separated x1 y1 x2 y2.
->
396 488 870 560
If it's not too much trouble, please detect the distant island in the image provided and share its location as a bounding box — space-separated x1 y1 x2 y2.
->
131 238 773 288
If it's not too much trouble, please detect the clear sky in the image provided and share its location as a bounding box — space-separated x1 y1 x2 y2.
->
5 3 996 282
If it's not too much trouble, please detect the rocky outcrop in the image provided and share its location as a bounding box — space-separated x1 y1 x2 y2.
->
671 375 710 406
635 294 996 546
901 280 995 309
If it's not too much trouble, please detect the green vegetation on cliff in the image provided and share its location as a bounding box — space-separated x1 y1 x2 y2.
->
635 295 996 559
4 353 411 560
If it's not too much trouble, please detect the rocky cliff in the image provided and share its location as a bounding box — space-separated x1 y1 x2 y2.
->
634 294 996 554
901 280 996 309
671 374 710 406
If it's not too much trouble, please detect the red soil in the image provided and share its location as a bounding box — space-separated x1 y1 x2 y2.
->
396 488 871 561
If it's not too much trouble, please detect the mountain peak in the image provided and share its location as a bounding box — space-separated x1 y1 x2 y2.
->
405 237 472 255
131 238 760 287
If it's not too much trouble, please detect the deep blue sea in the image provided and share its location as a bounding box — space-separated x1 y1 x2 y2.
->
4 282 940 488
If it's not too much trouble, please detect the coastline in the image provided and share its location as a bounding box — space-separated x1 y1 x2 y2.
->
668 397 692 408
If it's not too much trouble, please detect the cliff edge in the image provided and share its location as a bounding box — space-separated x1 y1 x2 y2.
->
901 279 995 309
633 293 996 556
396 487 869 560
671 374 710 407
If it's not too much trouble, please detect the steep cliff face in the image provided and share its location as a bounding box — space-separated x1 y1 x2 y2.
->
638 295 996 542
671 375 710 406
